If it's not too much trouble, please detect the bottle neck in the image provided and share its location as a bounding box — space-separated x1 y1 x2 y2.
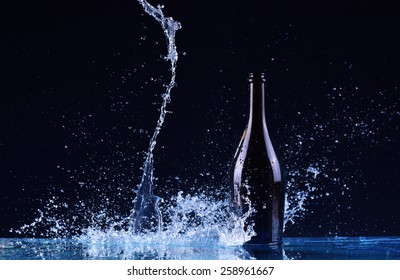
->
248 74 266 131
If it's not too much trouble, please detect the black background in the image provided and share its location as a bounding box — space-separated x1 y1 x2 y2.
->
1 0 399 237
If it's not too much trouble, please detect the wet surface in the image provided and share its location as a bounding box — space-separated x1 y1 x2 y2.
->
1 236 399 260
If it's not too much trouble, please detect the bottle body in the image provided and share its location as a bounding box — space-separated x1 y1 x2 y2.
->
232 73 285 245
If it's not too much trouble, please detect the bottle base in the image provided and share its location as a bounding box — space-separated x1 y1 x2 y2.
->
242 242 284 259
244 240 282 247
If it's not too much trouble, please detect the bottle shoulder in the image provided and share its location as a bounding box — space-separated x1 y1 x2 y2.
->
237 125 279 158
233 126 283 183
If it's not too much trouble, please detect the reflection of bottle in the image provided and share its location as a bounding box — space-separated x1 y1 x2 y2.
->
232 73 285 245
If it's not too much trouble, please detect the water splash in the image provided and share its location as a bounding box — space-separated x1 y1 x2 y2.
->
75 192 258 259
130 0 181 234
284 167 319 229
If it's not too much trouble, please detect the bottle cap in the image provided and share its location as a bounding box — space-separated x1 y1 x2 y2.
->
248 72 266 82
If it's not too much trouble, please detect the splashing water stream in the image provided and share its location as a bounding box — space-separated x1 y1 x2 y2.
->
129 0 181 234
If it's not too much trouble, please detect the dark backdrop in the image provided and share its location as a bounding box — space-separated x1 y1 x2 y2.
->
1 0 399 237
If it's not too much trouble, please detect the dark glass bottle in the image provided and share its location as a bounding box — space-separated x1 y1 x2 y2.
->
232 73 285 245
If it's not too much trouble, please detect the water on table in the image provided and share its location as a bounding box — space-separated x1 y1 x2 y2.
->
1 237 399 260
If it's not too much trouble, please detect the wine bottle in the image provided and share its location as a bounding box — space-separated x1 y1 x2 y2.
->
232 72 285 245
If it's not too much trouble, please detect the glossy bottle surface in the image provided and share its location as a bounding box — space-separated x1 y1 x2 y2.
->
232 73 285 245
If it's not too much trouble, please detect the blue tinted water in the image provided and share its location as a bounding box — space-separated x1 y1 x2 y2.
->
1 237 399 260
